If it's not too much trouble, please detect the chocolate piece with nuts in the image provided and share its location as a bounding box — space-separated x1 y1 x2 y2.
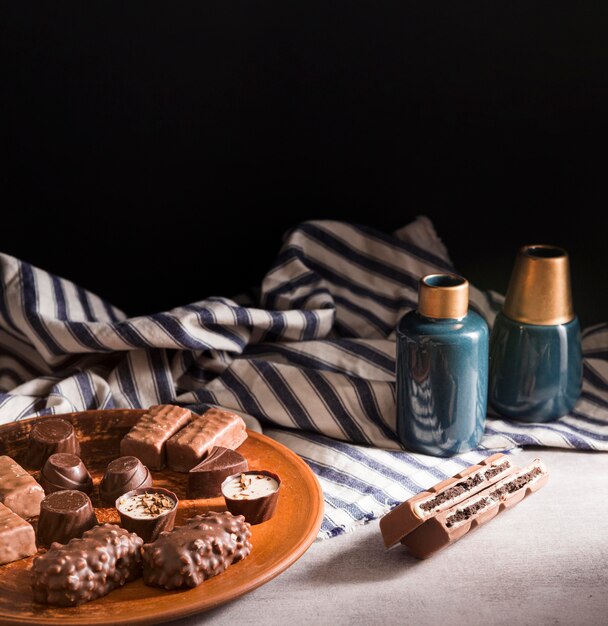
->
142 511 252 589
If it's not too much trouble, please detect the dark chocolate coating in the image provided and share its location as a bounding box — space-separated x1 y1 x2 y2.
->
36 489 98 548
39 453 93 495
99 456 153 505
32 524 143 606
187 447 248 499
142 511 252 590
26 419 80 469
117 487 178 543
222 470 281 525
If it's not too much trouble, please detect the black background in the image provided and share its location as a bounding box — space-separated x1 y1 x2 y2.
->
2 2 607 328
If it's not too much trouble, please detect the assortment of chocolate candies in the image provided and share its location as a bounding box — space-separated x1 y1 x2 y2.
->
0 405 281 607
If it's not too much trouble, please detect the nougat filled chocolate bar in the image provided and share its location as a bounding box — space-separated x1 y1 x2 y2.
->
0 455 45 519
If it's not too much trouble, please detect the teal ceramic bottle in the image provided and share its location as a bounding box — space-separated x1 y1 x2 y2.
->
489 245 582 422
396 274 489 457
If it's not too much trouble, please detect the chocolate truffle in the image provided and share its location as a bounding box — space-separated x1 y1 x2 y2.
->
0 455 45 519
222 470 281 525
26 418 80 469
39 453 93 495
36 490 98 548
187 447 248 499
0 502 37 565
116 487 178 542
99 456 153 506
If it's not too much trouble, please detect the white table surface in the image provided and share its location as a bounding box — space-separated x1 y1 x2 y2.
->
168 448 608 626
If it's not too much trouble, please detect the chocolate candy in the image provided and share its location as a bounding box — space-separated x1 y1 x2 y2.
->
0 455 45 519
222 470 281 525
379 452 515 548
26 418 80 469
402 459 549 559
142 511 252 589
99 456 153 506
166 408 247 472
117 487 178 543
187 447 248 499
36 490 98 548
32 524 143 606
120 404 193 470
39 453 93 495
0 502 37 565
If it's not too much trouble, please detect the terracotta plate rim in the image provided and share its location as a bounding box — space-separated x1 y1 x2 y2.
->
0 410 325 625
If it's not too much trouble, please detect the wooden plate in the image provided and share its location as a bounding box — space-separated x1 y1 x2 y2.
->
0 410 324 625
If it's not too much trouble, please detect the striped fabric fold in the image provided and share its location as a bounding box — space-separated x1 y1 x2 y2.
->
1 216 606 539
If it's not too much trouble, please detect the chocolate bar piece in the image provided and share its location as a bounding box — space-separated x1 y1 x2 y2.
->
99 456 153 506
187 447 248 499
142 511 252 589
36 490 98 548
166 408 247 472
222 470 281 525
26 418 80 469
0 502 37 565
379 453 514 548
32 524 143 606
120 404 192 470
0 455 45 519
39 453 93 495
402 459 549 559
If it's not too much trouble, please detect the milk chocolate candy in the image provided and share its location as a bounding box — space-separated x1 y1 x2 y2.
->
379 453 515 548
142 511 252 589
187 447 248 499
222 470 281 525
36 490 98 548
32 524 143 606
99 456 153 506
0 502 37 565
0 455 45 519
402 459 549 559
26 418 80 469
120 404 193 470
166 407 248 472
117 487 178 543
39 453 93 495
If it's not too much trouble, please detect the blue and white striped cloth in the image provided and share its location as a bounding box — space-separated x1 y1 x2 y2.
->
1 217 606 539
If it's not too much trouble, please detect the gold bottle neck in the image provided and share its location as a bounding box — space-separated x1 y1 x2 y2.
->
417 274 469 320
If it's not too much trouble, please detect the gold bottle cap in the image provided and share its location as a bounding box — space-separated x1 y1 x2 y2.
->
417 274 469 319
502 244 574 325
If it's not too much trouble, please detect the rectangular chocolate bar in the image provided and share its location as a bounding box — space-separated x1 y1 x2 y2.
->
379 453 514 548
0 502 37 565
32 524 143 606
166 408 247 472
120 404 193 470
0 455 45 519
402 459 549 559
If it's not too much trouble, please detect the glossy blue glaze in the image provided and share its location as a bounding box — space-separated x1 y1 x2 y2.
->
396 310 489 457
489 313 582 422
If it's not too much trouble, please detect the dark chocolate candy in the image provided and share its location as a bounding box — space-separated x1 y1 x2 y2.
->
221 470 281 525
379 452 515 548
187 447 248 499
0 502 37 565
166 407 248 472
0 455 45 519
39 453 93 495
142 511 252 589
32 524 143 606
26 418 80 469
116 487 178 543
401 459 549 559
99 456 153 506
36 489 98 548
120 404 192 470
